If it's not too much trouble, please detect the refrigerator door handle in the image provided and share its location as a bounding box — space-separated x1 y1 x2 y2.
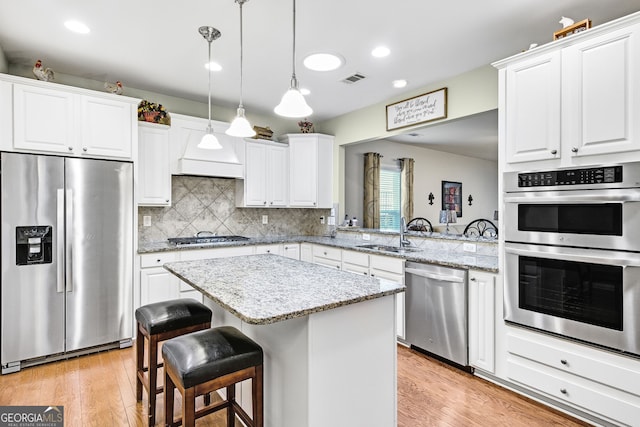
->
56 189 65 293
65 188 73 293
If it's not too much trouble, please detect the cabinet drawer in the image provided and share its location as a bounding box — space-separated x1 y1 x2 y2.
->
312 245 341 261
342 263 370 276
370 254 404 275
507 357 640 426
313 257 342 270
507 333 640 397
140 252 178 268
342 250 369 267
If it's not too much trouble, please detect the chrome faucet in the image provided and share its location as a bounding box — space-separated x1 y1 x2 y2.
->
400 216 411 247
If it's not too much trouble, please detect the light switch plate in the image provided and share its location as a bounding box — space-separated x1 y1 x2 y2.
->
362 233 371 241
463 243 476 253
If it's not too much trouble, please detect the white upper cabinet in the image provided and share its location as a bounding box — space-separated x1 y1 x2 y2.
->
138 122 171 206
281 133 333 209
237 140 288 207
505 52 561 164
496 14 640 169
5 76 137 160
562 22 640 158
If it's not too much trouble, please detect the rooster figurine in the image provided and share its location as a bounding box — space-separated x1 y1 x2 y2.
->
32 59 54 82
559 16 575 28
104 81 123 95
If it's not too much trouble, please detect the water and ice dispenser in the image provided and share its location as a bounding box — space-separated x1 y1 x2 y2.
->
15 226 53 265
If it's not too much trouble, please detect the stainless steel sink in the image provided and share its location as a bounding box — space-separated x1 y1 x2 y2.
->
356 244 422 253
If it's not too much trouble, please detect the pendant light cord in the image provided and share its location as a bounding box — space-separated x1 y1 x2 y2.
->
291 0 297 86
207 38 212 126
239 0 245 108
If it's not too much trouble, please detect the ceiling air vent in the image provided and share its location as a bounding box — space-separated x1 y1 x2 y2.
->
341 72 366 84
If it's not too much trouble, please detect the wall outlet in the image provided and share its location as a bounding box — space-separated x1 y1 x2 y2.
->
463 243 477 253
143 215 151 227
262 215 268 225
362 233 371 241
320 216 325 224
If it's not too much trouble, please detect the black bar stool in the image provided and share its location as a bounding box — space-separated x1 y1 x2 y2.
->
162 326 264 427
135 299 212 426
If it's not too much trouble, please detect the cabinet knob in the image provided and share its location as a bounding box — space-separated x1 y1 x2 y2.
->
263 201 267 205
336 265 340 269
165 199 169 203
560 388 567 395
68 146 73 151
266 250 271 253
550 149 557 155
363 271 367 275
270 201 273 205
82 147 88 152
470 277 477 282
560 359 568 365
156 259 161 263
324 251 327 255
571 147 578 153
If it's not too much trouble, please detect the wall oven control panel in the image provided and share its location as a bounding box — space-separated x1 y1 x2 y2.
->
518 165 623 187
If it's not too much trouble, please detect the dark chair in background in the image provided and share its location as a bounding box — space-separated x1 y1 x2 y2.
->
463 219 498 238
406 217 434 232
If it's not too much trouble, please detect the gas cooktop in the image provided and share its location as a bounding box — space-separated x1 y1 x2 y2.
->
167 235 250 246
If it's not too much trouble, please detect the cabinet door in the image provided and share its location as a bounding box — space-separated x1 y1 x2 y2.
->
300 243 313 262
140 267 180 306
13 84 76 154
0 81 12 152
370 268 405 340
468 271 496 373
138 123 171 206
244 142 268 206
267 144 288 207
505 52 561 163
283 243 300 260
563 23 640 158
289 137 318 207
80 95 133 159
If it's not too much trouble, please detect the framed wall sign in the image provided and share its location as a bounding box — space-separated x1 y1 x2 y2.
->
553 19 591 40
386 87 447 131
442 180 462 217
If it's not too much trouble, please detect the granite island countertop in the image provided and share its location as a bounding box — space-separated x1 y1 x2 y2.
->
164 254 405 325
142 235 499 273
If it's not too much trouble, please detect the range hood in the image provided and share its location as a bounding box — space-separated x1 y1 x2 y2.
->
171 114 245 178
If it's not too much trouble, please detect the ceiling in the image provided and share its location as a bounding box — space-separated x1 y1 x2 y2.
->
0 1 639 158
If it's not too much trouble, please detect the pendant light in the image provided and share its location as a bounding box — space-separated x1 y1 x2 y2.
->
274 0 312 118
226 0 256 137
198 26 223 149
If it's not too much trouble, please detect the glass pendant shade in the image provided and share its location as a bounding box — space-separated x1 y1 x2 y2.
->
198 125 222 149
226 107 256 137
274 80 313 118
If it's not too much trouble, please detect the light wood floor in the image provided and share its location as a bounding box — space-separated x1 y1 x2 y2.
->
0 344 590 426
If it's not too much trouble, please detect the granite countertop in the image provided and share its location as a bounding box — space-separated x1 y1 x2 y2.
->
140 235 499 273
164 254 405 325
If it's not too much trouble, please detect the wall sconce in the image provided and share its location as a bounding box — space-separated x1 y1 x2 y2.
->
428 192 434 205
468 195 473 206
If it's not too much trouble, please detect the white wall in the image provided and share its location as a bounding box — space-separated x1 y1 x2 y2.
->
345 139 498 232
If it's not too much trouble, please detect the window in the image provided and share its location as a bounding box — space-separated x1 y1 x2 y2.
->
380 168 401 230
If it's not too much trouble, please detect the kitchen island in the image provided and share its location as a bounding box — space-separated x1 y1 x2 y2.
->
164 254 405 427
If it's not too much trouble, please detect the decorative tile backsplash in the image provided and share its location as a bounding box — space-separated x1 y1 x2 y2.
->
138 176 330 245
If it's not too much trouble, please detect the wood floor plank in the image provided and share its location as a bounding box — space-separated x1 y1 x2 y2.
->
0 344 593 426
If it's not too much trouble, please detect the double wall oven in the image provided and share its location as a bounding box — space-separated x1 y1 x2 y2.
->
504 163 640 356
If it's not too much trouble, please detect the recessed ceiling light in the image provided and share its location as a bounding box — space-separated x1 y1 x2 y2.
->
303 53 343 71
64 20 90 34
205 61 222 71
300 88 311 96
371 46 390 58
392 79 407 88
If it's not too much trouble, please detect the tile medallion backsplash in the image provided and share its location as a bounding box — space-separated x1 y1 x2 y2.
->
138 176 330 245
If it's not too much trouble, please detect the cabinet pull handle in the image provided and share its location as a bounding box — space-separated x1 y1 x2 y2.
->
266 250 271 253
560 388 567 395
263 201 267 205
571 147 578 153
470 277 477 282
270 201 273 205
68 146 73 151
560 359 568 365
550 149 557 155
156 259 161 263
83 147 88 152
166 199 169 203
336 265 340 269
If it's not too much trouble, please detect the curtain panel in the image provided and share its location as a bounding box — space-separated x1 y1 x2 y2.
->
363 152 381 229
400 158 414 220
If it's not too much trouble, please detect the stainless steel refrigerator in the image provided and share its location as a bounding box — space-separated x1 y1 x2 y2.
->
1 152 133 373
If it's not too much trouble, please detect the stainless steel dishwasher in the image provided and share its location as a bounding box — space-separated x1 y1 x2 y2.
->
404 261 468 367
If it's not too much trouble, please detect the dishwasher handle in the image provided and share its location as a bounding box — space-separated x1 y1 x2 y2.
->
405 267 465 283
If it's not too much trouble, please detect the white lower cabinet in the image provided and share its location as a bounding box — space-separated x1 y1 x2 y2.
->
300 243 313 263
369 255 405 341
312 244 342 270
255 244 284 256
507 328 640 426
468 270 496 373
282 243 300 260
